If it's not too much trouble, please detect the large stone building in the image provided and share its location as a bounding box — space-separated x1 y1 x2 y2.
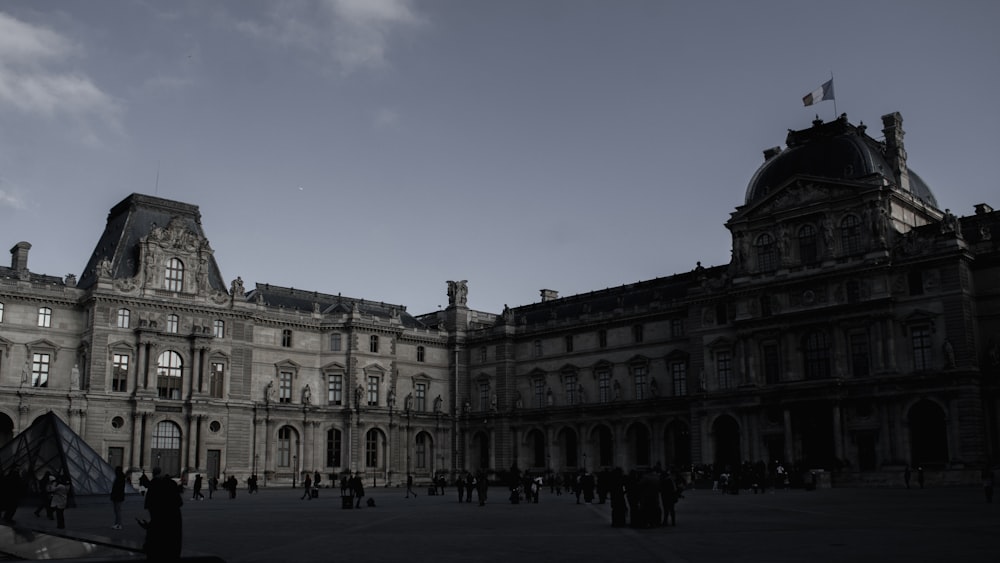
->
2 112 998 487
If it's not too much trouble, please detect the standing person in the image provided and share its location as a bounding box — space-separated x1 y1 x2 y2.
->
917 466 925 489
608 468 628 528
313 471 321 490
50 475 70 530
33 472 54 519
141 468 183 562
352 475 365 508
207 476 218 500
138 471 150 497
475 470 488 506
405 474 417 498
191 474 204 501
455 474 465 503
301 474 313 500
1 468 27 524
660 470 679 527
110 466 127 529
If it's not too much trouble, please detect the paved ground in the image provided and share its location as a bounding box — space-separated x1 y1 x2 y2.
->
3 483 998 562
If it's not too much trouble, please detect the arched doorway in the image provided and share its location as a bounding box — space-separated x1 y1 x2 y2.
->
0 412 14 446
414 431 433 473
595 425 614 468
365 428 386 475
712 415 740 471
909 399 948 467
664 420 691 468
626 423 651 467
471 431 490 471
151 420 182 476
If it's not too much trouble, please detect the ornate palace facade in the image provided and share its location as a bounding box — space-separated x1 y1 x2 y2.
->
2 112 998 486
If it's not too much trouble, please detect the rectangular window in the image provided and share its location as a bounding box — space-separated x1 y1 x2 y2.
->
165 258 184 292
715 303 728 325
533 340 542 357
278 427 291 467
598 330 607 348
479 382 490 411
366 432 378 467
166 314 179 334
0 302 4 323
671 362 687 396
633 366 647 399
415 435 427 469
670 318 685 338
32 352 51 387
330 333 342 352
117 308 130 329
279 372 292 403
210 362 225 398
417 346 425 362
213 320 225 338
328 374 343 406
717 351 734 389
326 429 342 467
282 329 293 348
908 271 924 296
38 307 52 328
480 347 487 363
850 332 870 377
564 374 577 405
632 325 644 343
533 379 545 409
416 382 427 411
912 326 932 371
369 335 379 353
762 343 781 384
565 335 573 352
597 370 611 403
367 376 379 406
112 353 129 392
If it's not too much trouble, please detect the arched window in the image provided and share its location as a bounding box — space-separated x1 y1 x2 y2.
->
164 258 184 292
798 224 818 265
804 331 831 379
755 233 778 272
151 420 182 476
156 350 183 399
840 215 863 255
415 433 428 469
166 314 179 334
326 428 342 467
277 426 296 467
117 308 130 329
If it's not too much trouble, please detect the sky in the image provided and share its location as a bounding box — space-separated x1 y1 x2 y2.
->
1 1 998 316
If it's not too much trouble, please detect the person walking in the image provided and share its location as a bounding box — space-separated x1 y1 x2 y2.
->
405 474 417 498
455 474 465 503
110 466 127 529
301 474 313 500
33 472 54 519
352 475 365 508
50 475 70 529
141 468 183 562
191 474 204 501
208 476 218 499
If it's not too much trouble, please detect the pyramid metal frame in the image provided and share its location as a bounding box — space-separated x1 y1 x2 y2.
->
0 411 131 503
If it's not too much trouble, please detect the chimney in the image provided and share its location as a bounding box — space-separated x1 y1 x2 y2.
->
540 289 559 302
10 241 30 271
881 112 911 193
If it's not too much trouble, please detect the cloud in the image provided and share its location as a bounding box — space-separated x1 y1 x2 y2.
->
0 187 26 210
0 12 121 136
373 107 399 129
236 0 422 73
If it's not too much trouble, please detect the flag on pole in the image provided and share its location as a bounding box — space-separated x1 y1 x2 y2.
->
802 79 834 106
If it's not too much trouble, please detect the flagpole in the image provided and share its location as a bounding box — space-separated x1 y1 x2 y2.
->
831 72 837 119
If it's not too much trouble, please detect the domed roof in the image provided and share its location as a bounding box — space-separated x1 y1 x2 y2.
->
745 115 937 208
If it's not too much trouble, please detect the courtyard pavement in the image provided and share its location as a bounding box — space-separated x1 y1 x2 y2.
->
2 483 998 562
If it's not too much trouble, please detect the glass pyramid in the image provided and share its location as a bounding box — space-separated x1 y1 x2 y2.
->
0 411 132 504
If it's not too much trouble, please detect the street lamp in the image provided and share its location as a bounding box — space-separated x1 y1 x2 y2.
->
253 453 259 478
293 455 298 488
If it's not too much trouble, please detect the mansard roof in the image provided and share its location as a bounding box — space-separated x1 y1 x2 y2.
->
247 283 430 329
77 193 226 291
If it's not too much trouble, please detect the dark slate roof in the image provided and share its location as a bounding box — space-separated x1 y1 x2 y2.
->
76 193 226 291
745 114 937 207
0 267 66 286
247 283 430 329
511 266 721 326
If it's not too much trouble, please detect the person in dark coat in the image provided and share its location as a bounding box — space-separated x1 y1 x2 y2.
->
141 468 183 562
659 470 679 527
1 467 27 524
608 468 628 528
110 466 128 529
455 474 465 502
352 475 365 508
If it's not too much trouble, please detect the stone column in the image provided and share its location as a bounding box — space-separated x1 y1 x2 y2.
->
131 412 144 468
136 342 148 390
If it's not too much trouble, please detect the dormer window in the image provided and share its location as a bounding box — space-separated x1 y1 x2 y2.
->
165 258 184 292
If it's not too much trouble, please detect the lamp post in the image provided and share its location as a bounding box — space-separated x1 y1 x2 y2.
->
293 455 298 488
253 454 258 479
